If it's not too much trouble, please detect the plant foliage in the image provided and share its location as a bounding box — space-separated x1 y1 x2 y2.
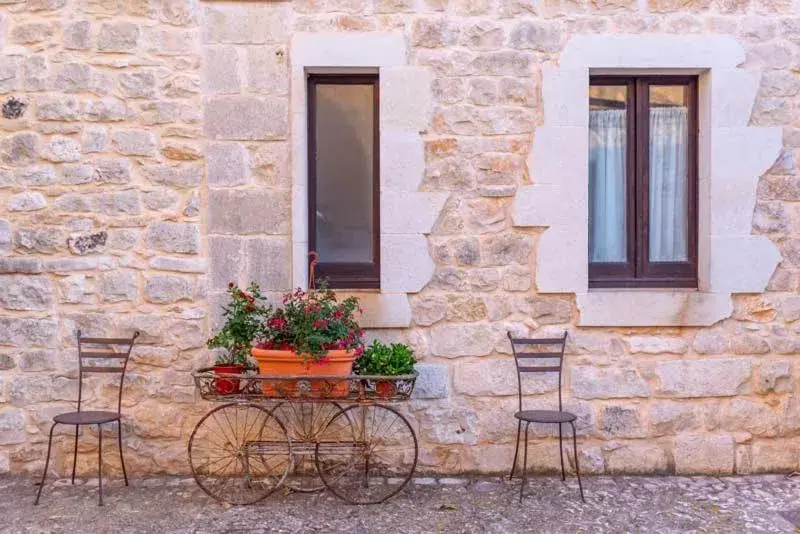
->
354 340 416 376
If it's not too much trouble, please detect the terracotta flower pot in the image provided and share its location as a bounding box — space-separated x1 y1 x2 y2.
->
251 348 356 397
375 380 395 398
212 364 243 395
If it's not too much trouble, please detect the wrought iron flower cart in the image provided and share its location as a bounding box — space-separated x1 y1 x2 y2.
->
189 369 419 505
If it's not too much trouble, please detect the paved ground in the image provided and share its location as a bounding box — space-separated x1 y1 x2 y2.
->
1 474 798 533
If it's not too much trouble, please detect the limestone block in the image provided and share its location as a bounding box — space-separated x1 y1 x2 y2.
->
98 22 139 53
141 163 201 189
675 434 735 474
627 336 689 354
336 292 411 328
571 366 650 399
381 234 435 293
82 98 130 122
58 274 93 304
100 270 137 302
480 233 531 266
430 324 494 358
655 358 752 398
148 256 206 274
0 275 52 311
709 69 760 127
43 256 114 273
0 408 26 445
0 220 10 255
244 237 290 292
1 132 39 166
61 164 93 184
650 401 698 436
23 56 47 91
381 129 425 192
381 192 448 234
37 95 80 121
509 20 561 53
380 67 433 132
755 360 793 394
751 439 800 472
113 130 157 156
560 34 745 69
541 67 588 127
16 166 55 186
412 363 449 399
527 126 587 188
119 71 157 99
600 405 646 439
536 228 587 293
53 63 91 93
0 317 58 346
0 258 40 274
202 3 289 44
8 192 46 212
202 46 240 94
453 358 555 396
515 295 571 324
708 236 781 293
144 275 193 304
292 32 406 68
64 20 91 50
208 189 289 235
605 443 668 473
92 158 131 184
145 222 200 254
207 142 249 186
11 22 54 44
208 236 243 291
42 136 80 162
722 398 779 437
577 292 732 327
246 46 288 95
204 96 287 140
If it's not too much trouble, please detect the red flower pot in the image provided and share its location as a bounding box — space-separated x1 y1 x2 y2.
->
212 364 243 395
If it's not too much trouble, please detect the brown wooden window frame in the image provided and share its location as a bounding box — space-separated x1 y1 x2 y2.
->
307 73 380 290
588 75 699 289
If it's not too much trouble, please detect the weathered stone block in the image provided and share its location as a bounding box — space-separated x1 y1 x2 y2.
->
650 402 698 436
208 189 289 235
627 336 689 354
14 227 65 254
454 359 555 396
655 359 752 398
515 296 571 325
571 366 650 399
149 256 206 273
82 98 129 122
692 330 729 354
0 275 53 311
113 130 157 156
675 434 735 474
756 360 793 394
37 95 80 121
0 57 19 94
207 142 249 186
11 22 54 44
43 256 113 273
64 20 91 50
119 71 157 99
481 233 531 266
42 135 80 162
244 237 290 291
60 164 93 185
204 96 288 140
58 274 93 304
161 142 201 161
0 220 11 256
0 408 26 445
81 127 108 153
23 56 47 91
92 158 132 184
1 132 39 166
722 398 779 437
100 270 137 302
8 192 46 212
0 258 42 274
606 444 668 473
203 46 240 94
430 324 494 357
146 222 200 254
141 163 201 189
202 4 289 44
144 275 194 304
208 236 242 291
53 63 91 93
16 166 55 186
246 46 288 94
412 364 449 399
98 22 139 53
600 405 646 438
412 296 447 326
0 317 58 346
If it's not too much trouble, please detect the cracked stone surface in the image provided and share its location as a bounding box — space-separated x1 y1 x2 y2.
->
2 475 798 533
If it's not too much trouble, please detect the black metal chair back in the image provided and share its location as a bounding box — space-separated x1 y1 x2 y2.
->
507 331 568 413
76 330 139 415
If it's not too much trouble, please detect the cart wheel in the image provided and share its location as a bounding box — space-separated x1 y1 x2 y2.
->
268 402 351 493
315 404 418 504
188 403 291 505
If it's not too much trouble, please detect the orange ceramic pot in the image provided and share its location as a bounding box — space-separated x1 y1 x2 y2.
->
251 348 356 397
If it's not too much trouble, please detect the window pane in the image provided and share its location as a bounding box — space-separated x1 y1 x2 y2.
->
589 85 627 263
649 85 689 262
314 82 374 264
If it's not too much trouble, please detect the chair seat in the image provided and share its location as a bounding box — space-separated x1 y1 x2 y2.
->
515 409 576 424
53 410 120 425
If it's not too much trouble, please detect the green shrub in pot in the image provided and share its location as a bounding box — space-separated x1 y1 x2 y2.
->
354 340 416 376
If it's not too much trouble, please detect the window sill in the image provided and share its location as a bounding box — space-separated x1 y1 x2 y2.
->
576 291 732 327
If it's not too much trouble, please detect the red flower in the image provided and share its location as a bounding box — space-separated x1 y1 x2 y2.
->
313 319 328 329
268 317 287 329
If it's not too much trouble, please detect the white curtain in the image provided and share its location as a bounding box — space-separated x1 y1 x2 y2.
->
649 106 688 262
589 106 688 263
589 109 627 263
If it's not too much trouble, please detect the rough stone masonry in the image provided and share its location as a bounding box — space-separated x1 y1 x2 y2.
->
0 0 799 479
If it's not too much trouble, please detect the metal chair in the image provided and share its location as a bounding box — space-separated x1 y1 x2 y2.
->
34 330 139 506
507 331 584 503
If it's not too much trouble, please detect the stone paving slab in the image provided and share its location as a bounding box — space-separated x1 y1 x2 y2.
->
1 475 798 533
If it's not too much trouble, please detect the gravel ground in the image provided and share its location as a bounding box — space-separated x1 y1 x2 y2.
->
2 474 799 533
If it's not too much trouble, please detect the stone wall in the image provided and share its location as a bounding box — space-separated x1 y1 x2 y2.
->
0 0 798 477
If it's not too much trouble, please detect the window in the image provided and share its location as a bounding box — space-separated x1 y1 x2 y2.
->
308 73 379 289
588 75 698 288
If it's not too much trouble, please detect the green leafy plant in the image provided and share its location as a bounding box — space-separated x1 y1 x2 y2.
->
354 340 416 376
254 286 365 363
207 282 271 367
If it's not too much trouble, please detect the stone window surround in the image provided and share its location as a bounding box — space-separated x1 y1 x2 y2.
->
290 32 448 329
512 35 782 327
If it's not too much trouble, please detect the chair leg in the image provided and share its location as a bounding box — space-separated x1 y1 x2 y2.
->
569 421 585 503
509 419 521 480
34 423 58 505
558 423 566 481
70 426 79 484
519 422 529 503
98 424 103 506
117 421 128 487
